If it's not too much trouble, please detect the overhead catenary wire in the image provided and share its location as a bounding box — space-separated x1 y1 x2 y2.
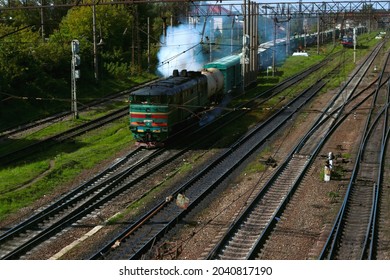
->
158 43 202 67
0 24 35 39
0 90 251 114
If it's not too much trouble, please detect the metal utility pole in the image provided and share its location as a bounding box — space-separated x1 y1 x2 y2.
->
92 4 98 81
71 40 80 119
209 18 213 62
242 1 258 88
147 17 150 72
317 14 320 54
353 27 357 63
40 0 45 41
286 9 290 57
242 0 247 93
250 1 259 85
131 6 141 73
273 17 276 76
272 13 291 76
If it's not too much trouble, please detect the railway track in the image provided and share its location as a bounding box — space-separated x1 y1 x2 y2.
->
1 124 236 260
0 90 286 259
0 50 344 260
319 48 390 260
202 42 385 260
0 146 152 259
89 78 327 260
207 154 310 260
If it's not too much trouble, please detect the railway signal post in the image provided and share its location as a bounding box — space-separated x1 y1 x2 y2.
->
71 39 80 119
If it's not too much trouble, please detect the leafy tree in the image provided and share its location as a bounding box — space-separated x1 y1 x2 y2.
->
0 2 190 103
0 24 45 92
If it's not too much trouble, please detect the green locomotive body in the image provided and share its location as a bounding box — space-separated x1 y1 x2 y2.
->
129 55 241 146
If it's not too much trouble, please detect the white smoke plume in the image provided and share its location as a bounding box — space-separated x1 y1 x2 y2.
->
156 24 207 77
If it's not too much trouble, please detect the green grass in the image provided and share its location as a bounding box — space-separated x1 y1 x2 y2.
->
0 160 50 193
0 100 129 157
0 119 134 220
342 153 352 159
244 160 268 174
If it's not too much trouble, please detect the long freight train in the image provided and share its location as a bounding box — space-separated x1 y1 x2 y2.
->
129 55 241 146
129 27 366 146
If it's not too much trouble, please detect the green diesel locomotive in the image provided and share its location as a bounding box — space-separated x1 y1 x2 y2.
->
129 54 241 146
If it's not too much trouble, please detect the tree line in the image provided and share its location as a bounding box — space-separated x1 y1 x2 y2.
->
0 2 188 100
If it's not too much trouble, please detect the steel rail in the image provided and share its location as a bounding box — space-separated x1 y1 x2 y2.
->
322 103 386 259
369 91 390 259
89 78 327 260
0 146 146 241
88 46 378 259
205 43 385 259
323 103 386 259
207 81 380 260
1 72 314 259
362 67 390 260
319 50 390 260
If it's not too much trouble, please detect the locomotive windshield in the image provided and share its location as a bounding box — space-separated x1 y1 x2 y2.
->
130 94 168 104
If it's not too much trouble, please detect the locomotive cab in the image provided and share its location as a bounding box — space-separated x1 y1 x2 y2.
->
129 70 210 147
129 91 170 147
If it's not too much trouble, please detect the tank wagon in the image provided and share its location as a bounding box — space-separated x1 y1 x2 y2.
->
129 54 242 146
203 54 242 95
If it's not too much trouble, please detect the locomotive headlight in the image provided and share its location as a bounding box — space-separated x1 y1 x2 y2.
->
144 120 152 126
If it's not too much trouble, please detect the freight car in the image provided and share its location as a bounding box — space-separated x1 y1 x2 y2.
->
258 28 340 70
129 55 241 146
